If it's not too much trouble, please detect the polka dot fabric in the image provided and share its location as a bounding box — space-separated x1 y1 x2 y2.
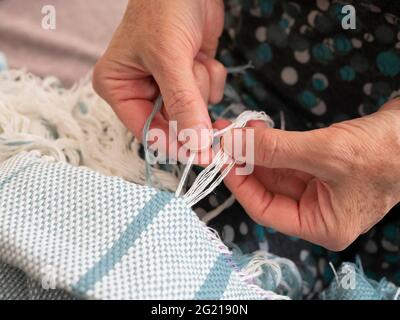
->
219 0 400 124
209 0 400 298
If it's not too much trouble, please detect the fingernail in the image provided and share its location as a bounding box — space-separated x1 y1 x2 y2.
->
180 123 213 151
222 129 246 163
196 52 209 62
222 130 234 157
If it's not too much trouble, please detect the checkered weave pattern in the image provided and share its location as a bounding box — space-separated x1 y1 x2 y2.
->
0 152 282 300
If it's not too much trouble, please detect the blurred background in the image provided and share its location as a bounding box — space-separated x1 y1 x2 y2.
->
0 0 128 86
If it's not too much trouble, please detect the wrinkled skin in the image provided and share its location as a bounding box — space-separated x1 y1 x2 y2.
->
218 99 400 251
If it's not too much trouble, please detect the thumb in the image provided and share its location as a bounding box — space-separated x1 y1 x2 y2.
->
148 56 212 151
223 127 336 177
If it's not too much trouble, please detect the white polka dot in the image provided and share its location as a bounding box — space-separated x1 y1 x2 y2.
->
249 7 261 17
300 24 311 34
259 241 269 252
194 207 207 219
222 225 234 243
363 4 381 13
282 13 295 28
208 194 219 207
396 42 400 49
358 104 366 116
385 13 398 25
316 0 330 11
228 28 236 39
255 26 267 42
381 238 399 252
364 240 378 254
307 10 320 27
239 222 248 235
351 38 362 48
294 50 310 64
382 262 389 269
364 33 374 42
311 100 327 115
363 83 372 95
313 73 329 88
300 250 309 262
281 67 298 85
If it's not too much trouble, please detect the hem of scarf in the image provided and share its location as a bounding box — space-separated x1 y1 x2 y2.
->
2 150 288 300
190 202 289 300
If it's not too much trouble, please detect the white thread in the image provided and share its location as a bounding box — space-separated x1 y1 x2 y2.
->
280 110 286 130
329 262 340 285
227 61 255 74
0 70 179 190
394 288 400 300
201 194 235 224
181 111 274 207
175 152 195 197
201 223 290 300
241 250 303 298
223 85 243 104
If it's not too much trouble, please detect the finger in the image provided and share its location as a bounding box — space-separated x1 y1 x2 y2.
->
253 167 308 200
223 127 336 178
192 60 211 104
200 39 219 59
246 121 313 184
161 61 210 129
92 60 161 140
215 119 309 200
196 57 227 104
223 166 302 237
112 99 169 143
146 55 213 151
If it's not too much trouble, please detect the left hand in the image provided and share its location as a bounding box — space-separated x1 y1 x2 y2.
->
217 98 400 251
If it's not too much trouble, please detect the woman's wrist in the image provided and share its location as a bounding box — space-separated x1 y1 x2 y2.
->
379 98 400 203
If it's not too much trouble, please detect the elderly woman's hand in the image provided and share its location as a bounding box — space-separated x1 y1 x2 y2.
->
220 99 400 251
92 0 226 143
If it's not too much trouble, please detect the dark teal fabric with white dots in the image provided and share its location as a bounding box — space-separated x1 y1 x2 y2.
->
206 0 400 298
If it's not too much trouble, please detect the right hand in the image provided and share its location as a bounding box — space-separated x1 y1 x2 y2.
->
218 100 400 251
93 0 226 149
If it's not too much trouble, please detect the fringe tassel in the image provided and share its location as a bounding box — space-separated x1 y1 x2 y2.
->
0 70 179 190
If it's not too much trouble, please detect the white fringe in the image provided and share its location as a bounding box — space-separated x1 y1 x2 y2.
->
0 70 179 190
182 110 274 207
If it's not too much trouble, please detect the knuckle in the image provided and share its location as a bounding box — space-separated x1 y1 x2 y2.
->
257 130 278 166
166 89 197 118
210 60 227 77
379 98 400 111
326 239 351 252
144 27 186 66
322 126 358 175
270 169 287 186
325 230 355 252
92 60 105 95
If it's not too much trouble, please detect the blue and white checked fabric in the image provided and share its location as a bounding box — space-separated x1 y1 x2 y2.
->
0 152 283 300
